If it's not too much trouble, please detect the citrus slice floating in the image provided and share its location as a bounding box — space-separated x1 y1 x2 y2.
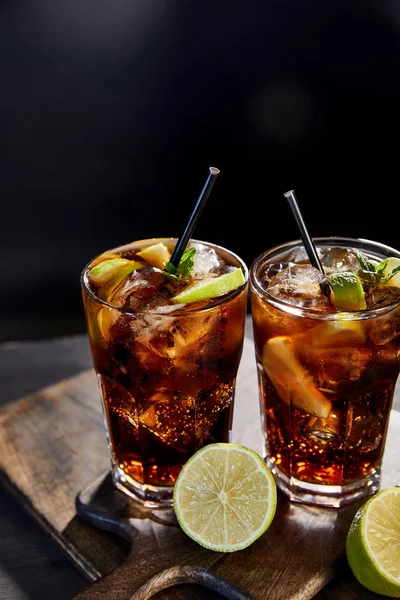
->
97 305 121 343
137 242 171 270
306 320 365 347
262 336 332 418
95 261 145 302
346 487 400 597
173 443 277 553
88 258 133 285
382 257 400 288
171 268 245 304
328 270 366 311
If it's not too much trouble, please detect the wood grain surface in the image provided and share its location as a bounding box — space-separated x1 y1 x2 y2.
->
0 336 399 600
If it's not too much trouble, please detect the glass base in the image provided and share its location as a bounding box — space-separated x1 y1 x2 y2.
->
266 458 381 508
111 463 174 508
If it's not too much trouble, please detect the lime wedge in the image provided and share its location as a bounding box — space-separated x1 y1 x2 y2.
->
137 242 171 270
262 336 332 418
97 306 121 343
382 257 400 287
88 258 145 286
173 443 277 552
170 268 245 304
95 261 145 302
328 270 367 311
88 258 132 285
346 487 400 597
305 320 365 347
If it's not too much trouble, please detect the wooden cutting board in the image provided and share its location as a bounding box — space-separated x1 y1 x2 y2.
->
0 337 399 600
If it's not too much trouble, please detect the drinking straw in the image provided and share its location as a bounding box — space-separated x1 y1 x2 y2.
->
284 189 332 299
169 166 220 268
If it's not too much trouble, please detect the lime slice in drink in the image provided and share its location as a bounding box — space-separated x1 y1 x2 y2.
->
88 258 145 286
307 320 365 347
262 336 332 418
346 487 400 597
382 257 400 287
95 261 145 302
173 443 277 552
328 270 366 311
170 268 245 304
88 258 133 285
97 305 121 343
137 242 171 270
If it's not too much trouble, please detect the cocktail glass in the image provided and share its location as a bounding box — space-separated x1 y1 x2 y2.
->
81 238 248 507
250 236 400 507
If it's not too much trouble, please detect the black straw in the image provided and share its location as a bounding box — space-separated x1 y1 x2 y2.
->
169 167 220 268
284 189 332 299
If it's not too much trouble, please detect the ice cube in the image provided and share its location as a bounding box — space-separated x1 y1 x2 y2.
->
322 247 360 272
346 388 386 452
195 383 233 434
111 268 169 310
139 391 196 452
190 243 225 277
267 264 331 308
364 283 400 310
286 247 322 264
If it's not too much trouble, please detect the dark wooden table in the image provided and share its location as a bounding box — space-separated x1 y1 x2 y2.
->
0 317 399 600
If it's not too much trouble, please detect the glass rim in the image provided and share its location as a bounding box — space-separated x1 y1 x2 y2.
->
81 237 249 315
250 236 400 320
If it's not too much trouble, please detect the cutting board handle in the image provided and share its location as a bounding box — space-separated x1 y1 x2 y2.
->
71 562 251 600
121 565 250 600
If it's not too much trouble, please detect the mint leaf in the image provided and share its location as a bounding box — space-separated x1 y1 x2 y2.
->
164 247 196 281
356 251 378 273
376 259 388 279
356 251 379 282
164 262 178 278
176 247 196 279
356 253 400 284
382 265 400 284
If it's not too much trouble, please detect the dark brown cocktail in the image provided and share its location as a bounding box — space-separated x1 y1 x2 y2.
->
250 237 400 507
81 238 248 506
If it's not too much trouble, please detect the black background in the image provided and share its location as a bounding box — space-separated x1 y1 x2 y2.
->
1 0 399 341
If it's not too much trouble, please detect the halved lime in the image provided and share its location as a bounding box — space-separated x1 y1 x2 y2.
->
346 487 400 597
137 242 171 270
170 268 245 304
262 336 332 418
173 443 277 552
328 270 366 311
382 257 400 287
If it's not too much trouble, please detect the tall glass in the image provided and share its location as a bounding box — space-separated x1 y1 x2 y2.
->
81 238 248 507
250 237 400 507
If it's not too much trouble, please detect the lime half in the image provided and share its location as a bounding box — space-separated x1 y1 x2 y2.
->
346 487 400 597
171 268 245 304
328 270 366 311
173 443 277 552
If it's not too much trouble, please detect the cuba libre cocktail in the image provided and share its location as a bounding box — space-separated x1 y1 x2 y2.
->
81 238 248 506
250 237 400 507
